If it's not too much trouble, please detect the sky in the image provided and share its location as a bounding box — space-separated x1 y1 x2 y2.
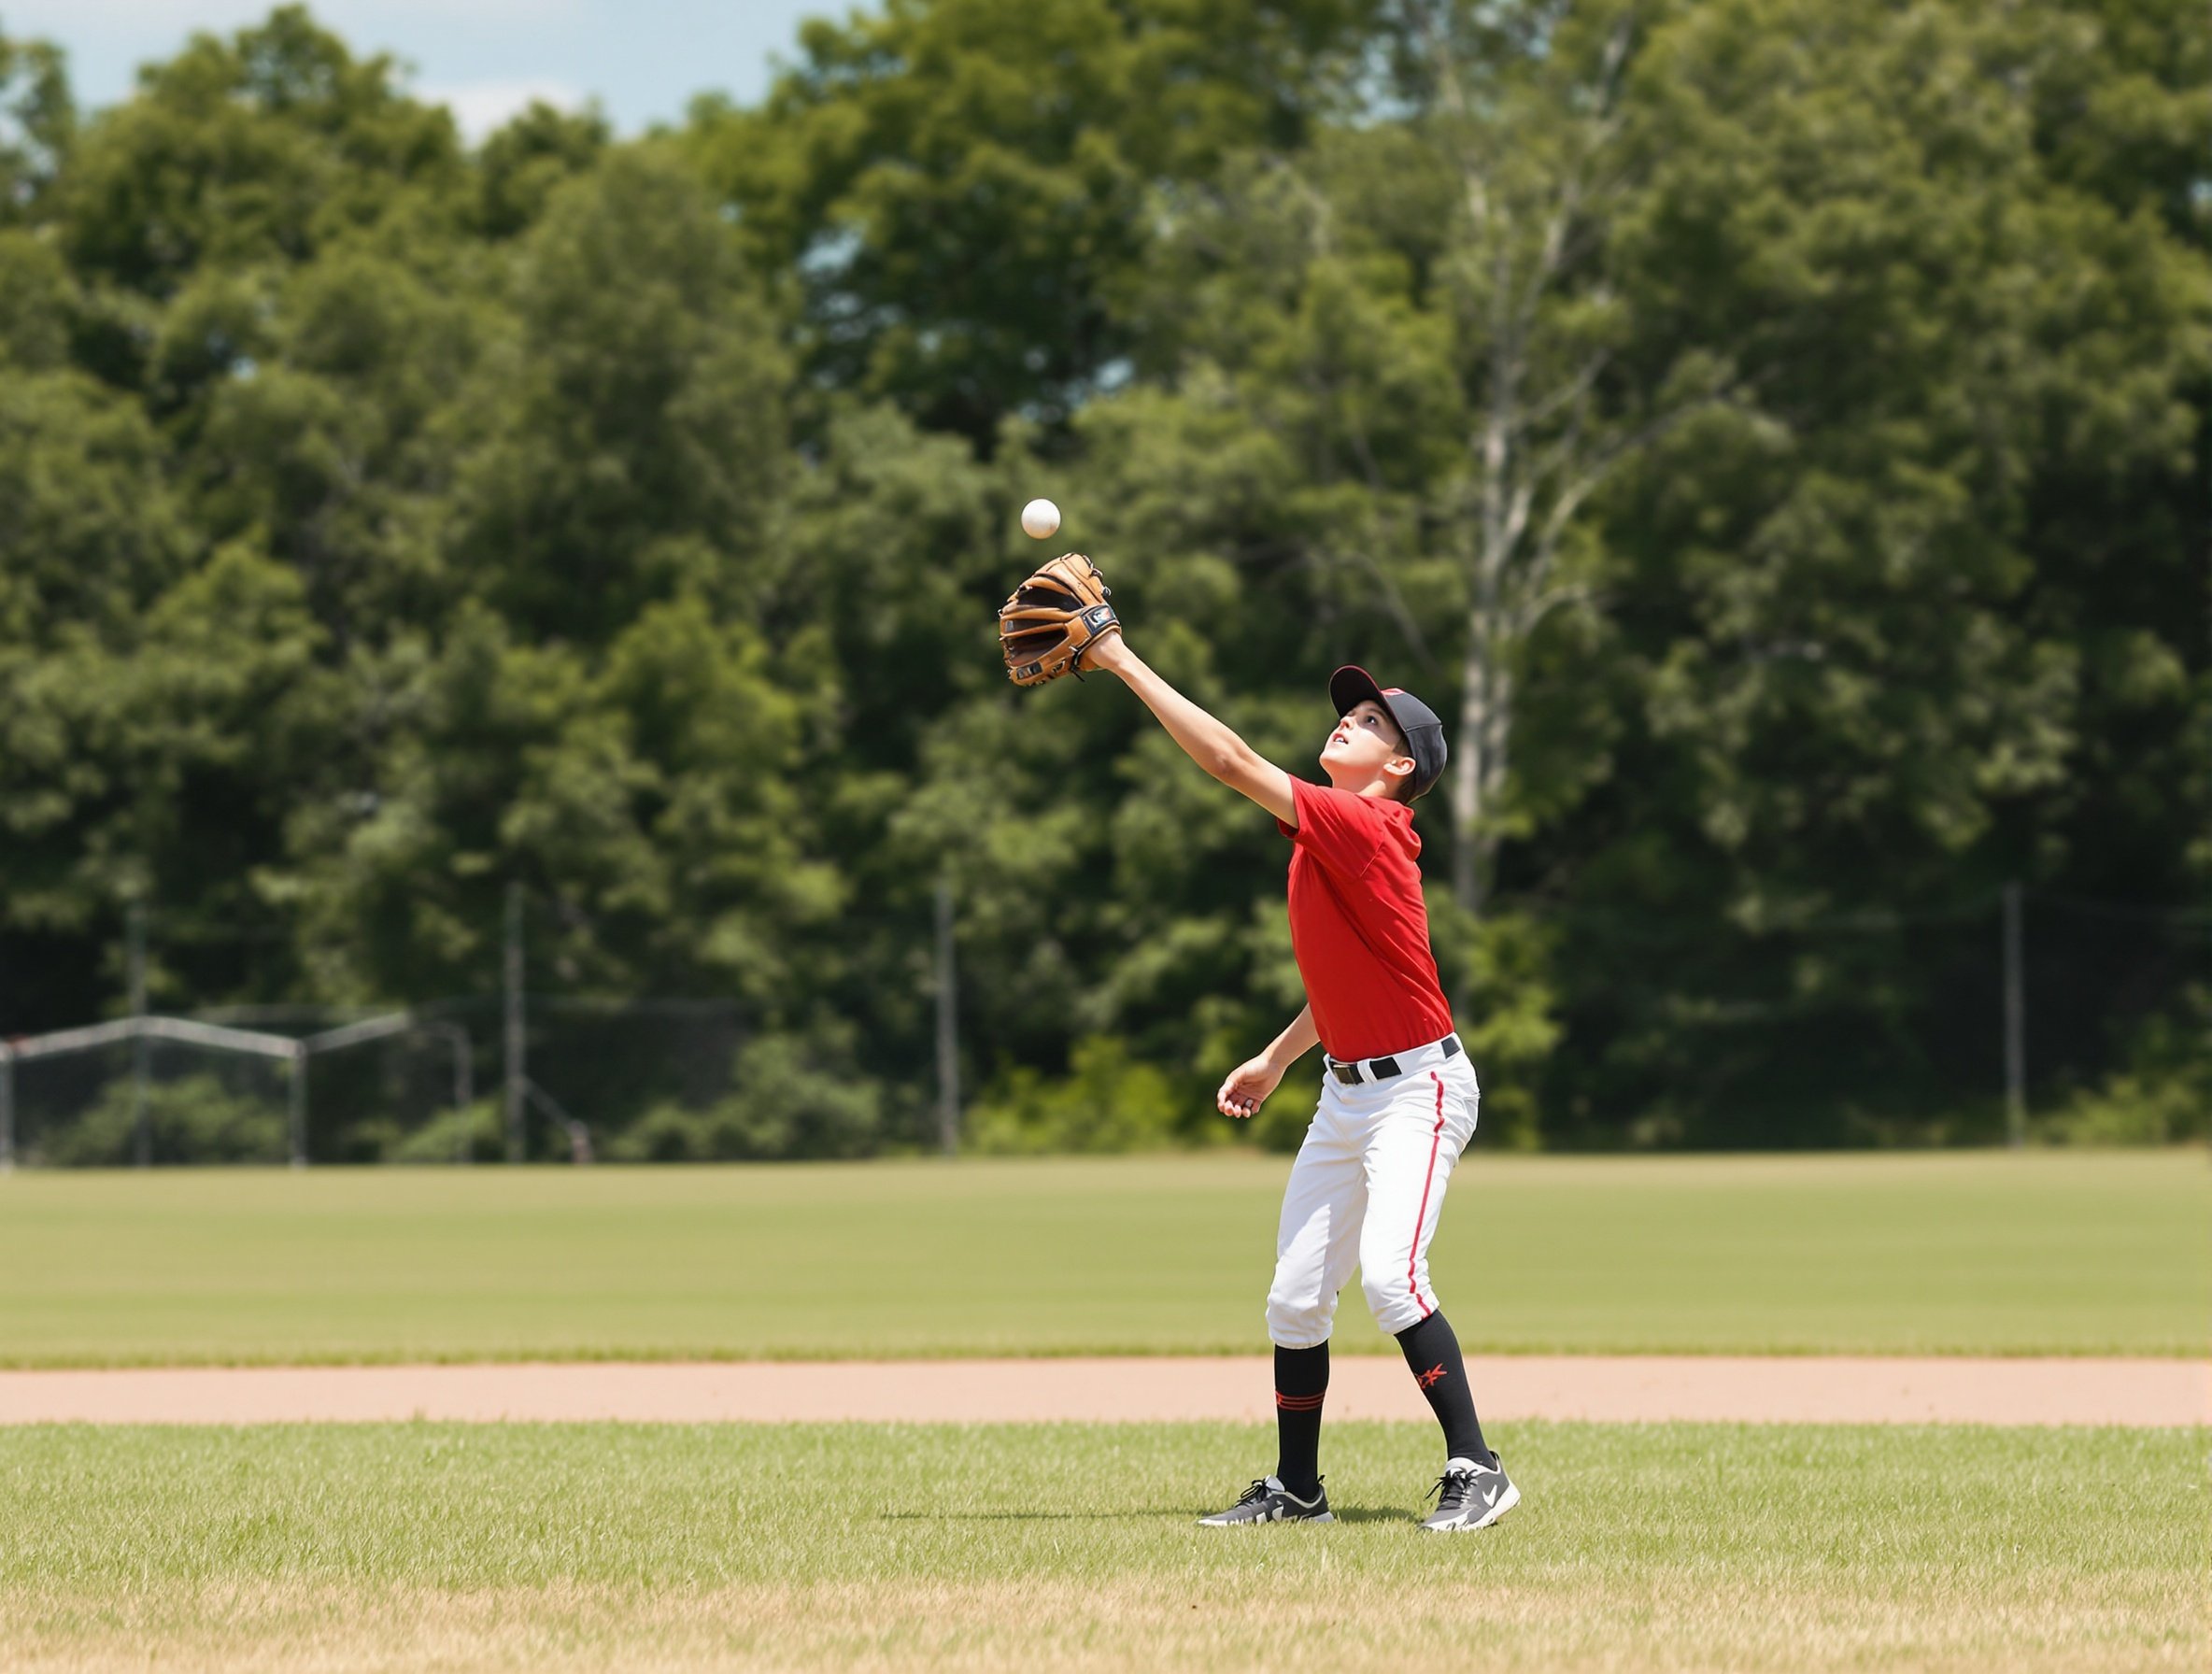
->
6 0 841 141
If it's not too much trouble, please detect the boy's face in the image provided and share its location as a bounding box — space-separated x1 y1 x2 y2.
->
1320 699 1415 796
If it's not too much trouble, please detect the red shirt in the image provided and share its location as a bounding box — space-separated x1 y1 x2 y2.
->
1275 777 1455 1061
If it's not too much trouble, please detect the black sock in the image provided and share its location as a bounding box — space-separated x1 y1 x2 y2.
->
1272 1341 1328 1498
1395 1312 1488 1466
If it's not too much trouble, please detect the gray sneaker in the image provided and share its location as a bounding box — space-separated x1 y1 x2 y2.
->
1198 1475 1335 1525
1420 1453 1519 1532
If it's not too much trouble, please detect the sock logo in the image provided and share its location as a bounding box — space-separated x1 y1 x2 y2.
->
1274 1391 1326 1412
1416 1364 1448 1390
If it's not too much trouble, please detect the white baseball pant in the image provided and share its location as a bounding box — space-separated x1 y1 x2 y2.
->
1265 1035 1481 1348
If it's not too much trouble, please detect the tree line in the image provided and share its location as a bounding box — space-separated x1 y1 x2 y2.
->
0 1 2204 1156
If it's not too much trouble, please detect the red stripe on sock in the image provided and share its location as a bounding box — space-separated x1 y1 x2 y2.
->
1274 1391 1326 1411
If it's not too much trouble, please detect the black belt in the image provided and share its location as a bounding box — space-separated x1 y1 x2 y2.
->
1327 1033 1461 1086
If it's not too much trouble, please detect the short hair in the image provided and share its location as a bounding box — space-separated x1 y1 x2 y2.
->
1374 709 1416 803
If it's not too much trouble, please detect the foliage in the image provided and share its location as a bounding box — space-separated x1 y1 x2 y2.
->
2036 993 2212 1146
0 2 2201 1157
1425 899 1559 1150
967 1035 1196 1155
31 1072 285 1167
683 0 1374 443
366 1099 503 1165
604 1033 886 1162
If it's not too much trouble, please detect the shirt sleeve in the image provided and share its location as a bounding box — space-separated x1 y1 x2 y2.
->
1276 778 1388 877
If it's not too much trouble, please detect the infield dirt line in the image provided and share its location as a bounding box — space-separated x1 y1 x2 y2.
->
0 1355 2203 1427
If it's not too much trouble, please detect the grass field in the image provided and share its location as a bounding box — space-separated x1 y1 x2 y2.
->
1 1421 2201 1672
0 1152 2202 1366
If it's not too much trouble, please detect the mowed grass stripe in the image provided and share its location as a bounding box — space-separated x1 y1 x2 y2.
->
0 1422 2200 1672
0 1152 2204 1366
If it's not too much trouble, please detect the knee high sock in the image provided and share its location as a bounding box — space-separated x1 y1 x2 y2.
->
1272 1341 1328 1499
1394 1312 1489 1466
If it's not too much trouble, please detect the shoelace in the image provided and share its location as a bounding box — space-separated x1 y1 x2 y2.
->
1234 1479 1273 1507
1428 1468 1479 1511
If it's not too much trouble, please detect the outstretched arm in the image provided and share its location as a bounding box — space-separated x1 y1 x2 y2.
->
1084 636 1297 826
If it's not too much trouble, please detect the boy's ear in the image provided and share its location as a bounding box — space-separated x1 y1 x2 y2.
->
1386 754 1416 799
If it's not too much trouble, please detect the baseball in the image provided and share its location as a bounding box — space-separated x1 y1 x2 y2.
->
1020 498 1060 540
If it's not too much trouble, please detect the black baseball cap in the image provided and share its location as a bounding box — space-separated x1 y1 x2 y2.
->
1328 665 1448 800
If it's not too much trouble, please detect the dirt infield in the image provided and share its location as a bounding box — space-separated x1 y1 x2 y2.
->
0 1355 2203 1426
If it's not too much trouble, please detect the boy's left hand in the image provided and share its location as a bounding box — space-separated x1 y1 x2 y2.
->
998 553 1121 685
1080 630 1131 675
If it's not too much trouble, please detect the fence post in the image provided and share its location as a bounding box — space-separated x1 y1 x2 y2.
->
935 876 960 1156
128 901 149 1169
2002 882 2026 1147
504 883 526 1163
288 1043 308 1169
443 1024 475 1165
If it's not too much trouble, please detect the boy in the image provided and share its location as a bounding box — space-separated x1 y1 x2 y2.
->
1080 630 1517 1533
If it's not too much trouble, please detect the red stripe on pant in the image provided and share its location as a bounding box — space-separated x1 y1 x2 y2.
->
1407 1071 1446 1319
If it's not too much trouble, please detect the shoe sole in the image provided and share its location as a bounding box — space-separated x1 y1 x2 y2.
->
1197 1511 1336 1526
1420 1481 1520 1533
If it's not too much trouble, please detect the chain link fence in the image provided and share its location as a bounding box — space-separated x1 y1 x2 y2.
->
1 887 2201 1165
1526 888 2206 1149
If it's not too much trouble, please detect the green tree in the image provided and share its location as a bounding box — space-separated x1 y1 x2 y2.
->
473 100 608 239
275 596 838 1005
0 367 202 995
185 245 489 636
686 0 1373 444
448 147 787 642
1542 0 2210 1141
0 19 73 220
0 1 2199 1155
1071 0 2208 1141
53 7 461 305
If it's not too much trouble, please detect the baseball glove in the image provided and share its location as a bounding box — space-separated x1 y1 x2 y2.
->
998 553 1121 686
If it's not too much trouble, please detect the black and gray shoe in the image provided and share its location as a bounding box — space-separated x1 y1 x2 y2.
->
1420 1453 1519 1532
1197 1474 1334 1525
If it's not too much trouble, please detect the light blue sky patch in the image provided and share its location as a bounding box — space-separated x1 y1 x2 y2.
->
7 0 831 139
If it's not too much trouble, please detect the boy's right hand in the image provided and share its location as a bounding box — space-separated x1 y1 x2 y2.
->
1216 1056 1285 1119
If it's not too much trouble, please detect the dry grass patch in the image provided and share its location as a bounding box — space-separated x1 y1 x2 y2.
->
4 1572 2202 1674
0 1421 2201 1671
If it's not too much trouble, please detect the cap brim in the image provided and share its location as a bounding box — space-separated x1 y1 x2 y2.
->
1328 665 1390 719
